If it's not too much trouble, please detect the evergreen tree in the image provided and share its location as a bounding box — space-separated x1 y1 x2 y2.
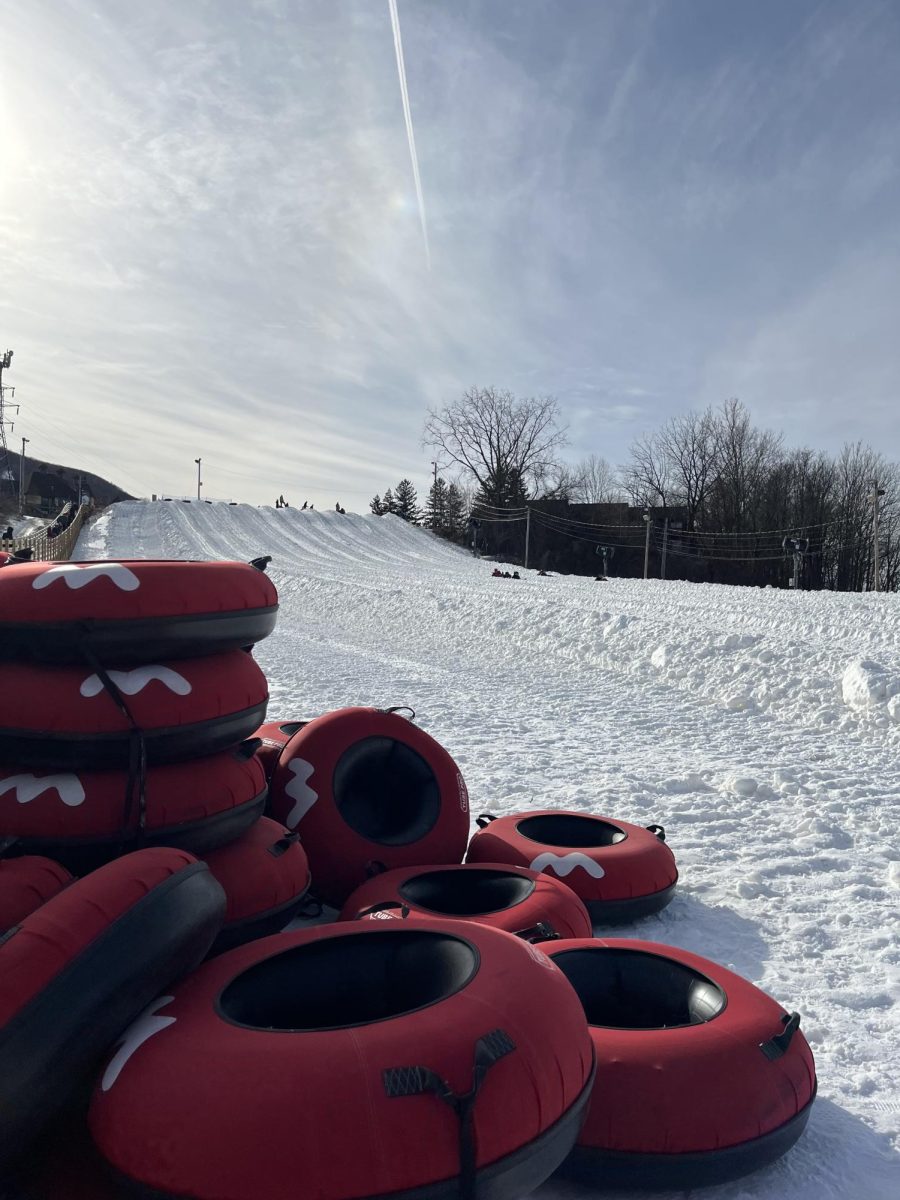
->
370 493 385 515
393 479 421 524
424 477 449 531
445 483 467 539
382 487 396 515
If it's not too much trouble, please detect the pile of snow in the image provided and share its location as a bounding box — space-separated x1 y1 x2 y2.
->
77 501 900 1200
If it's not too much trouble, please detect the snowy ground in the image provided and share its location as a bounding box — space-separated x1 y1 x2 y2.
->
1 514 48 539
77 501 900 1200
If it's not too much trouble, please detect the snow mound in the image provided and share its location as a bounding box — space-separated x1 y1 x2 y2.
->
74 501 900 1200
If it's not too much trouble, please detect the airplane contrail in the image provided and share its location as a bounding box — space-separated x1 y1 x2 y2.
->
388 0 431 270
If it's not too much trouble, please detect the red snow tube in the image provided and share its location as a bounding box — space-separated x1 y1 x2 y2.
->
269 708 470 906
0 559 278 664
341 862 591 942
467 810 678 922
0 855 72 932
202 816 312 956
251 718 311 782
0 740 267 871
545 938 817 1188
0 650 269 769
89 921 595 1200
0 847 225 1172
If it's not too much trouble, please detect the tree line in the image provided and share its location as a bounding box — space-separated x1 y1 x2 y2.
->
368 387 898 591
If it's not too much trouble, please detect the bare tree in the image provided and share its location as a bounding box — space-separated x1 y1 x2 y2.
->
620 429 675 509
571 454 621 504
536 463 586 503
706 399 783 531
423 387 567 507
657 408 720 529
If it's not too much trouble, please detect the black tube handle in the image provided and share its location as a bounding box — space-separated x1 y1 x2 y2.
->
356 901 411 920
513 922 560 943
475 814 497 829
760 1012 801 1061
383 1029 516 1200
234 737 262 761
267 831 302 858
249 555 272 572
382 705 416 721
646 824 666 842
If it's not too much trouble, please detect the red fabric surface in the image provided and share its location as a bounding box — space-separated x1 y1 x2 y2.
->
546 938 817 1154
0 749 264 842
466 810 678 904
89 921 593 1200
340 861 592 939
0 856 72 931
0 848 198 1026
251 719 309 781
0 651 267 737
269 708 470 906
0 559 276 624
202 816 310 925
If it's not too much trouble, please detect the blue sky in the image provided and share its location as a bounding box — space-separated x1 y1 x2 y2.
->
1 0 898 505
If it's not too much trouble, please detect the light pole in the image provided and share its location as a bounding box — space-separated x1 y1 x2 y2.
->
642 510 652 580
19 436 29 515
194 458 202 501
871 481 886 592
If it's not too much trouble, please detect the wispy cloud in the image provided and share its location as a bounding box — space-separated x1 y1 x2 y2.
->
0 0 898 504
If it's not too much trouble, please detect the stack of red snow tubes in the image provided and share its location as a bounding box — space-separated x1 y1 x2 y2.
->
0 553 817 1199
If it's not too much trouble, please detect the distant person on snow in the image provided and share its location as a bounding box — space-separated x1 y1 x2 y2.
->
302 501 308 510
492 568 502 577
275 498 282 509
512 571 520 579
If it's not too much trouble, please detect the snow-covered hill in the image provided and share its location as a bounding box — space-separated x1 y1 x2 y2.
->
78 501 900 1200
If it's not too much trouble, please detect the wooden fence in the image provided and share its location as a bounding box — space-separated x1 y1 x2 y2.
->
0 503 91 563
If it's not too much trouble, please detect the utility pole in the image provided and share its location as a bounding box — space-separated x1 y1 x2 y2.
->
524 506 531 569
0 350 18 499
660 517 669 580
782 537 809 589
195 457 202 501
642 510 652 580
19 437 29 515
430 460 439 530
872 481 886 592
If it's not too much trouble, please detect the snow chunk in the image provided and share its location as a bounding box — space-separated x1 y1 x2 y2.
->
660 772 713 794
841 659 894 711
650 644 674 670
722 773 759 797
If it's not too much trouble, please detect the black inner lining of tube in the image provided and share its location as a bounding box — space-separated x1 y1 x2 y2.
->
551 947 725 1029
516 814 626 848
218 930 478 1030
333 737 440 846
399 868 535 915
